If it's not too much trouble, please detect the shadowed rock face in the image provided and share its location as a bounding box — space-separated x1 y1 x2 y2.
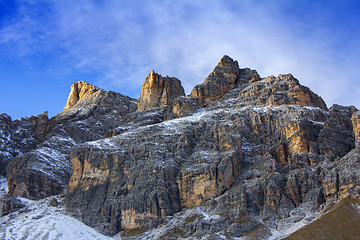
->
3 55 360 239
66 113 242 234
0 112 49 176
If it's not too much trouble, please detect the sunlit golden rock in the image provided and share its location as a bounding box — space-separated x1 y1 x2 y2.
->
64 81 100 110
137 71 185 111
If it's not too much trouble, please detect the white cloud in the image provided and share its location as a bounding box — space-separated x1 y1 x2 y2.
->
1 0 359 108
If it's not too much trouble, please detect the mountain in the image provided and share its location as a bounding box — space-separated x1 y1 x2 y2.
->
1 55 360 239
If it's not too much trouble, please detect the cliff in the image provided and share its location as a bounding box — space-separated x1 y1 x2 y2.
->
1 55 360 239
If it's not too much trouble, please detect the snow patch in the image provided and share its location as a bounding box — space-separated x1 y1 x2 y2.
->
353 203 360 214
309 119 325 126
0 195 112 240
267 206 321 239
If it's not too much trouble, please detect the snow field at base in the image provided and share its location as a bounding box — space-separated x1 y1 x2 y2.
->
0 200 113 240
0 177 112 240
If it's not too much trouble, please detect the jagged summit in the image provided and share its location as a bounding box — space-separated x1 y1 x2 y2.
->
1 55 360 239
137 71 185 111
61 55 326 115
190 55 260 106
64 81 100 111
136 55 327 116
212 55 240 81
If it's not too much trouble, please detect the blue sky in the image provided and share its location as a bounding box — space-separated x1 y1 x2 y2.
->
1 0 360 120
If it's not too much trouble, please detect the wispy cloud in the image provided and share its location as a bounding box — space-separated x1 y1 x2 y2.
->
1 0 360 108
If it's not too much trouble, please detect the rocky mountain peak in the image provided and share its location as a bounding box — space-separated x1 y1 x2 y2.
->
2 55 360 239
214 55 240 77
137 70 185 111
64 81 100 111
191 55 260 107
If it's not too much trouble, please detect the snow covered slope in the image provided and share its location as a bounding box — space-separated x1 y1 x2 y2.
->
0 177 111 240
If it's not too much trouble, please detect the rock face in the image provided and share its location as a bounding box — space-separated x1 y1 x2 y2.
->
64 81 100 111
5 82 137 199
66 113 242 234
66 101 357 236
224 74 328 111
0 112 49 176
63 56 360 237
320 148 360 203
137 71 185 111
2 55 360 239
352 111 360 148
190 55 260 107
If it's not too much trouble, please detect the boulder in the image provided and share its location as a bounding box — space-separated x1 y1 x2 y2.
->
2 196 26 215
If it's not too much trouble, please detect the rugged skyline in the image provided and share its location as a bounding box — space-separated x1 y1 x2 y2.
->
1 55 360 239
1 1 360 120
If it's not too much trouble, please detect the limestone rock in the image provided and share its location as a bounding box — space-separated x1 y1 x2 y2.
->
137 71 185 111
59 64 335 236
320 147 360 203
352 111 360 148
65 103 333 235
3 55 360 239
1 196 26 215
64 81 100 111
6 147 71 199
0 112 49 176
221 74 328 111
169 96 199 118
190 55 261 107
317 104 357 161
0 114 16 175
29 111 49 142
190 55 240 106
237 67 261 85
6 83 137 200
65 111 242 234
